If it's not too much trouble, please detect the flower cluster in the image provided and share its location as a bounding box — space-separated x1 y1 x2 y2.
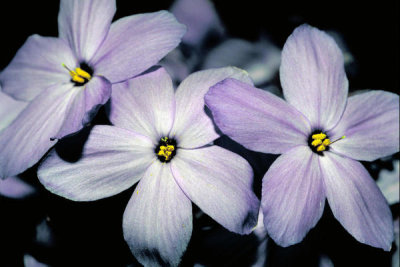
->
0 0 398 266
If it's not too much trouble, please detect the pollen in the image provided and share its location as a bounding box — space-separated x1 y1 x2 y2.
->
310 131 345 153
155 137 177 162
63 64 92 84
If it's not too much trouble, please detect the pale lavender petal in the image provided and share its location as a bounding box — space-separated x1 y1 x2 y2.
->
171 146 259 234
0 35 76 101
55 76 111 139
0 84 77 178
0 90 28 132
320 152 393 251
205 78 311 154
58 0 116 61
123 162 192 267
261 146 325 246
38 125 154 201
0 176 36 199
110 67 175 143
280 24 348 130
328 90 399 161
91 11 186 83
203 38 281 86
170 0 224 45
170 67 253 148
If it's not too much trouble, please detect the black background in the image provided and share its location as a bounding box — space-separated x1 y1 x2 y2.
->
0 1 398 266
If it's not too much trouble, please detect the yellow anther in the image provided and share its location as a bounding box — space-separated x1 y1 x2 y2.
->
62 64 91 84
157 144 175 161
75 68 92 80
312 133 326 140
322 139 331 146
316 145 326 152
311 139 322 147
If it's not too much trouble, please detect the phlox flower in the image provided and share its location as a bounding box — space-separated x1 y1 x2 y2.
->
0 0 185 178
38 67 260 266
205 24 399 250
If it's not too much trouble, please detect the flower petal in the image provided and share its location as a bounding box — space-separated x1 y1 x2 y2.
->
328 90 399 161
280 24 348 130
205 78 311 154
55 76 112 139
0 35 76 101
123 162 192 267
0 84 77 178
0 176 36 199
320 152 394 251
170 67 253 148
91 11 186 83
171 146 259 234
58 0 116 61
38 125 154 201
261 146 325 246
110 67 175 143
0 90 28 132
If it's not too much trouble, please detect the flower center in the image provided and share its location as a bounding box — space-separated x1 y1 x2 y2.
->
155 137 177 163
308 130 345 155
63 62 93 86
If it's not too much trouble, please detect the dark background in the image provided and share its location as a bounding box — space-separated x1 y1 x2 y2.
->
0 1 398 266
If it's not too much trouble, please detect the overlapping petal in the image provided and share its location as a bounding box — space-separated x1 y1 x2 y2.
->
0 83 77 178
58 0 116 61
0 90 28 132
123 162 192 267
280 24 348 130
0 176 36 199
0 35 76 101
55 76 111 139
91 11 186 83
320 152 394 251
171 146 259 234
170 67 253 148
38 125 154 201
205 78 311 154
261 146 325 246
328 90 399 161
110 67 175 143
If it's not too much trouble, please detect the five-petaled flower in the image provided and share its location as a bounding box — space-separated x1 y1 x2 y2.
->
0 0 186 178
38 67 260 266
205 24 399 250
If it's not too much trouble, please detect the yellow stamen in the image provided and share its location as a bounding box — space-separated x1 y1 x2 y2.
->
316 145 326 152
157 145 175 161
62 64 91 84
311 139 322 147
312 133 326 140
322 139 331 146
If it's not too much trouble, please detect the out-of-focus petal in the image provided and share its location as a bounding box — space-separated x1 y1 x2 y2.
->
55 76 111 139
377 160 399 205
123 162 192 267
170 0 224 45
205 78 311 154
91 11 186 83
0 176 36 199
329 90 399 161
170 67 252 148
261 146 325 246
0 83 77 178
110 67 175 143
203 38 281 85
58 0 116 61
0 35 76 101
171 146 259 234
320 152 393 251
38 125 154 201
280 24 348 130
0 90 28 132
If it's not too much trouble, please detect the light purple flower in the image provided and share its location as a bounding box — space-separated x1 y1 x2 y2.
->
205 24 399 250
0 0 186 178
38 67 260 266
